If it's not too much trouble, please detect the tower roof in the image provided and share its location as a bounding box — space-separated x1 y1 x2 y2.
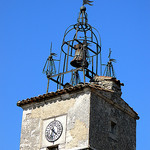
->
17 77 139 120
17 83 113 107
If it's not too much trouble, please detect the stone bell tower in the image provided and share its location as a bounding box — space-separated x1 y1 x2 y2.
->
17 77 139 150
17 1 139 150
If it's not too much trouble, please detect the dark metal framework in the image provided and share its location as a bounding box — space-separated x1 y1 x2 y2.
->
103 48 116 78
43 4 103 93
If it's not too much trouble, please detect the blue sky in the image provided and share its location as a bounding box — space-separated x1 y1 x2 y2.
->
0 0 150 149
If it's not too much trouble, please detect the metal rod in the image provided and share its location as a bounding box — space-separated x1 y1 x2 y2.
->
64 42 76 51
59 75 61 89
74 39 97 55
92 56 94 77
108 65 110 76
71 71 73 85
112 65 115 77
75 71 78 85
82 11 84 24
62 54 66 85
75 24 79 39
43 60 48 73
57 76 59 90
66 41 70 72
91 27 93 41
62 39 101 57
48 67 82 78
83 68 85 84
46 79 50 93
103 66 106 76
96 53 98 75
58 50 62 74
47 60 49 74
100 49 102 76
86 68 97 75
75 12 81 39
50 77 64 86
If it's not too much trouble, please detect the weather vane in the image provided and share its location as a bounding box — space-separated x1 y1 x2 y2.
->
103 48 116 77
43 42 59 93
83 0 93 6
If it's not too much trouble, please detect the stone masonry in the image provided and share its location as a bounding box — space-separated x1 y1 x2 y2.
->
17 76 139 150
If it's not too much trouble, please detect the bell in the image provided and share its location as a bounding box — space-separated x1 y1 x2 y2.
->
70 44 88 68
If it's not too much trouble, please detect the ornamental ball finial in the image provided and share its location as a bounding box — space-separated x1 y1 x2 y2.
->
80 5 86 12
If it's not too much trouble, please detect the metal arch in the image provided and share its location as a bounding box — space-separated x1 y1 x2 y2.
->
61 24 101 57
89 28 99 49
62 26 75 42
90 26 102 75
74 23 101 47
91 26 102 47
91 27 101 46
63 24 74 36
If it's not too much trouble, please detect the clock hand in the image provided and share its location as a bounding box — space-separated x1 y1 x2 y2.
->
51 128 57 135
50 132 54 138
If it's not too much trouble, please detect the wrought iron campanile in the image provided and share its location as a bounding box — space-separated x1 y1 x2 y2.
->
43 1 103 93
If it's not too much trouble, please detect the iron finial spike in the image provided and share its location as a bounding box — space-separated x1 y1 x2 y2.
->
50 42 52 55
108 48 112 60
83 0 94 6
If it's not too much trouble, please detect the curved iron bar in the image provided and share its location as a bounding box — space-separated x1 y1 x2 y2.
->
63 24 74 37
91 26 102 47
91 26 102 75
62 23 101 55
90 27 102 75
62 23 100 42
62 24 75 44
87 27 101 75
74 23 91 31
89 28 100 73
61 39 101 57
83 25 99 75
90 30 99 51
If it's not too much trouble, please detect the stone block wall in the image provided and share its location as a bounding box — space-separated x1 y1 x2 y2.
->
20 88 91 150
89 92 136 150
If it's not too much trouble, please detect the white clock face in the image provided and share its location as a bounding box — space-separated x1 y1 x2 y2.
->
45 120 63 142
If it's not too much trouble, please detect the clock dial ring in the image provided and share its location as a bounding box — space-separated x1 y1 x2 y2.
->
45 120 63 142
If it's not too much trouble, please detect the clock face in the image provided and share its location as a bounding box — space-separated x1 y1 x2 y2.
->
45 120 63 142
